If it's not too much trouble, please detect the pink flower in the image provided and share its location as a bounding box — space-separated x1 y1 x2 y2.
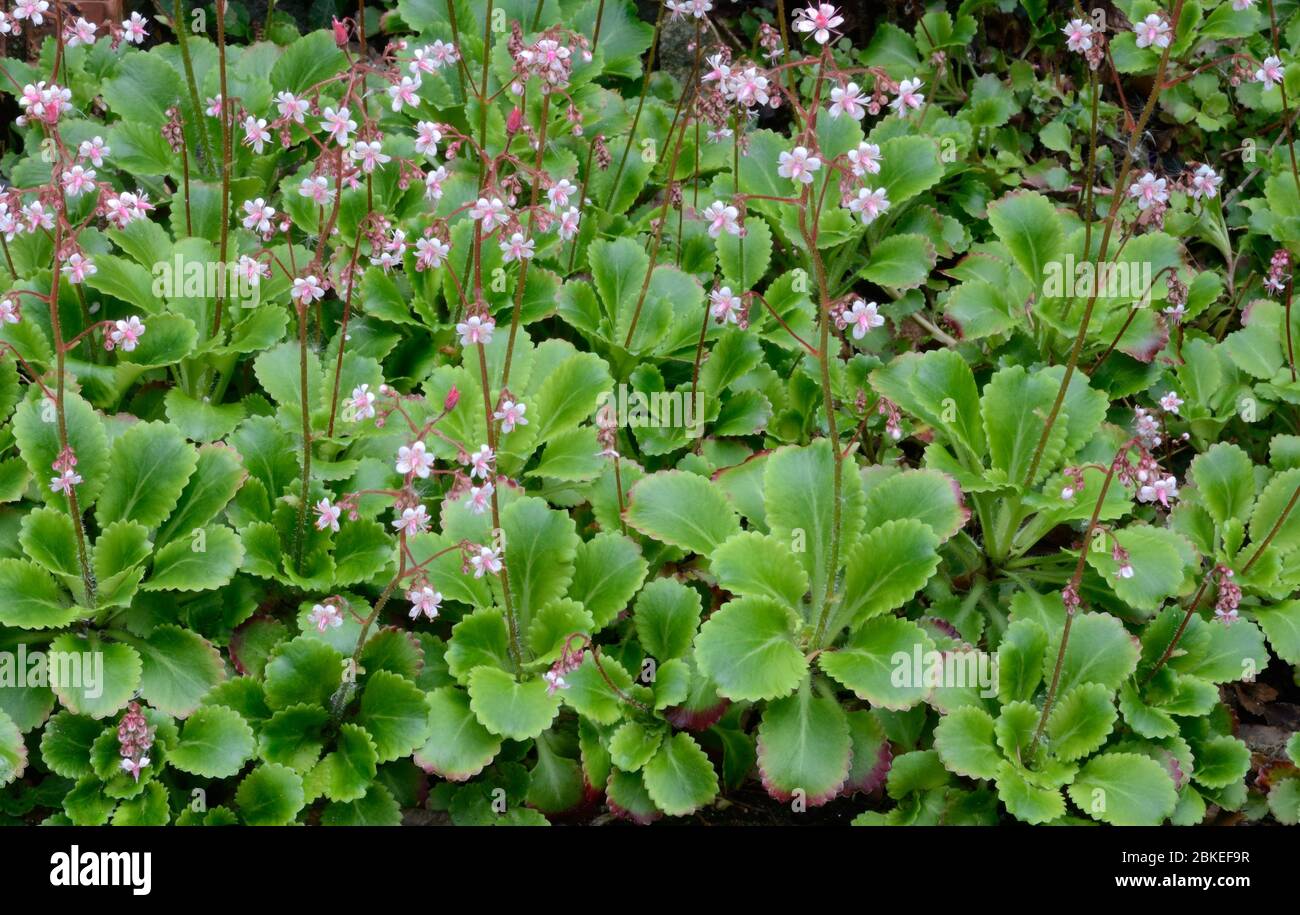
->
778 146 821 185
408 587 442 621
1128 172 1168 210
828 82 865 120
494 400 528 433
205 95 224 117
547 179 576 212
469 444 495 479
349 383 377 420
465 482 494 515
847 186 890 224
1138 475 1179 508
702 201 742 238
844 299 884 339
1061 18 1094 53
321 106 357 145
66 16 97 47
891 78 925 113
470 545 503 577
61 164 96 196
415 236 450 270
275 91 309 124
51 469 83 493
457 315 495 347
470 197 510 230
543 669 568 694
388 76 422 111
847 142 882 177
793 3 843 45
499 232 535 263
1256 56 1284 90
61 253 96 284
299 176 335 205
108 316 146 352
79 136 110 167
315 498 342 532
1133 13 1171 50
238 255 269 286
710 286 744 325
242 116 270 154
1189 164 1221 200
0 297 18 325
415 121 442 156
309 603 344 632
350 140 390 174
121 12 149 44
242 197 276 234
392 505 431 536
424 165 449 201
396 440 435 478
557 207 581 241
291 275 326 303
13 0 49 26
1159 392 1183 414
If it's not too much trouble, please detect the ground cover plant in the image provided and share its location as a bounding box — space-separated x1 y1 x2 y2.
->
0 0 1298 827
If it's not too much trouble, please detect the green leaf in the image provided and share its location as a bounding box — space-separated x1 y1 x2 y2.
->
863 469 968 543
14 391 109 513
258 705 330 772
169 704 256 778
0 709 25 788
819 616 935 710
1067 752 1178 825
934 705 1001 779
1248 468 1300 557
633 577 703 660
1085 526 1188 611
625 470 740 555
136 624 226 718
164 389 247 443
981 365 1066 486
263 636 344 710
143 524 243 591
269 29 348 95
717 216 773 289
314 723 379 802
756 688 852 805
1192 735 1250 789
48 636 141 719
18 507 80 578
414 687 502 782
560 653 635 725
333 520 395 586
1190 443 1256 527
711 531 809 609
609 721 665 772
236 763 306 826
765 441 864 618
1046 683 1117 761
567 532 647 630
0 559 76 629
466 667 561 741
861 233 936 289
39 712 101 779
1046 611 1139 695
987 190 1064 290
502 496 580 631
641 732 719 817
1254 600 1300 665
528 352 613 444
356 671 431 764
695 596 807 701
156 444 245 548
838 519 940 630
998 618 1047 704
995 760 1065 825
877 135 945 207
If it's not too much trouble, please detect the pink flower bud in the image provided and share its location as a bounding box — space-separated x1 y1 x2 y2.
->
445 385 461 412
506 107 524 135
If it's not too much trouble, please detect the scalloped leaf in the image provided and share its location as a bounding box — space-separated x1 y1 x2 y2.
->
641 732 718 817
625 470 741 555
695 596 806 701
757 687 851 806
169 704 256 778
467 667 561 741
1067 752 1178 826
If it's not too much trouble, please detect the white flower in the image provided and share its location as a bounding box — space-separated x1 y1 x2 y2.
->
321 106 357 145
709 287 743 324
1133 13 1171 50
499 232 535 263
778 146 821 185
828 82 865 120
702 201 742 238
844 299 884 339
846 187 890 224
314 498 342 532
494 400 528 434
1159 392 1183 415
388 76 422 112
309 603 343 632
291 275 325 303
1189 164 1222 200
396 441 435 478
415 121 442 156
408 587 442 621
349 384 377 420
465 482 494 515
469 444 495 479
1062 18 1094 53
1256 56 1284 91
392 505 431 536
470 197 510 230
470 545 503 577
846 142 882 177
1128 172 1168 211
891 78 925 113
242 116 270 154
456 315 495 347
1138 474 1179 508
275 91 309 124
792 3 843 45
